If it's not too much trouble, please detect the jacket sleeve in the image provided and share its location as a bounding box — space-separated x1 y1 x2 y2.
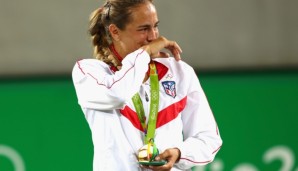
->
72 49 150 110
175 68 222 170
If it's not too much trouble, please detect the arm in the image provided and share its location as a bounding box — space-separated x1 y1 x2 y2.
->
175 70 222 169
72 36 182 110
72 49 150 110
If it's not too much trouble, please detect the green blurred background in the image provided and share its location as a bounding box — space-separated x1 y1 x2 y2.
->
1 0 298 170
1 71 297 171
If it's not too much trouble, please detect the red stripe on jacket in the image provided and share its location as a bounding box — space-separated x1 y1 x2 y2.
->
120 97 187 132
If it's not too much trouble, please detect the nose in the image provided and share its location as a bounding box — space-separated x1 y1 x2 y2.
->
147 28 158 42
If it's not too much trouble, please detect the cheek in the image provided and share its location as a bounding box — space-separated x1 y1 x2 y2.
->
126 38 144 51
133 34 147 46
136 32 147 40
154 26 159 34
124 33 148 51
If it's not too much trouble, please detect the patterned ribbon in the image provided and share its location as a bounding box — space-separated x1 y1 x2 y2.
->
132 62 159 144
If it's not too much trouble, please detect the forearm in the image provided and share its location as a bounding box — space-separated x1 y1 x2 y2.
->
73 49 151 110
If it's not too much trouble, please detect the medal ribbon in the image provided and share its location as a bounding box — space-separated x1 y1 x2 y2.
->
132 62 159 144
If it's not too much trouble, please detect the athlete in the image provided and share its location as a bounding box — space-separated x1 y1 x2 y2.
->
72 0 222 171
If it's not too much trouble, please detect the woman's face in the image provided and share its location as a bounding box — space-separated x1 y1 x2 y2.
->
114 2 159 57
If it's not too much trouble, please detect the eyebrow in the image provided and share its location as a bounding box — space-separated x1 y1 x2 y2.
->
137 21 160 29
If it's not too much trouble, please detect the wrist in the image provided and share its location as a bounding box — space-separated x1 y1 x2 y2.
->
173 148 181 163
141 45 151 56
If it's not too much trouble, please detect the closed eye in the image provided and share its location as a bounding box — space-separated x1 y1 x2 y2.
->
137 27 149 32
137 21 159 32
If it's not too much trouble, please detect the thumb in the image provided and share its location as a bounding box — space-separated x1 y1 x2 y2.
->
158 51 170 58
155 150 169 161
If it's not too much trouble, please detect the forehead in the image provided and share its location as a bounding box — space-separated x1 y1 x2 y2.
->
128 2 158 26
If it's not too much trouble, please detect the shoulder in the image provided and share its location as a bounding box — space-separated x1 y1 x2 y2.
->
73 58 110 73
74 58 108 69
72 58 111 81
154 57 195 75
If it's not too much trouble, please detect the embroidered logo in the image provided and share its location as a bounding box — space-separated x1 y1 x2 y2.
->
162 81 176 98
165 73 173 80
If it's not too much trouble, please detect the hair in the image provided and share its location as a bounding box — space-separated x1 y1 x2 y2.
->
89 0 153 67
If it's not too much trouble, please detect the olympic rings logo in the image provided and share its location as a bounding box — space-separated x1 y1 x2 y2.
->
0 144 25 171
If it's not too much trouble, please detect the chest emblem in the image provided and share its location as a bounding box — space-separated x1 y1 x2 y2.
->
162 81 176 98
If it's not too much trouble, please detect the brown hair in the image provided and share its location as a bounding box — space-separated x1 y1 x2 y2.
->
89 0 153 67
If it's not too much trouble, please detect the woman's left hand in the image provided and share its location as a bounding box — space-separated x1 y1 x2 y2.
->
141 36 182 61
141 148 181 171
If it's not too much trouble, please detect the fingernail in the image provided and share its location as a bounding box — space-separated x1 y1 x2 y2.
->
155 157 160 160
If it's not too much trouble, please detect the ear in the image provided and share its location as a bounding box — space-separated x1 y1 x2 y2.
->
108 24 120 41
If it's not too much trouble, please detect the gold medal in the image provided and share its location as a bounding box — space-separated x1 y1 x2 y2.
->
137 139 166 166
137 139 159 162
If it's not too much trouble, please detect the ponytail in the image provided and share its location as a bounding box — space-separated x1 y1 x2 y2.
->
89 7 118 67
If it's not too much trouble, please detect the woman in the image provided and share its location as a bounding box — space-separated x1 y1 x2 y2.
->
72 0 222 170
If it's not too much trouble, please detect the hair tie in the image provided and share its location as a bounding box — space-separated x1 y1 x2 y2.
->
104 1 111 20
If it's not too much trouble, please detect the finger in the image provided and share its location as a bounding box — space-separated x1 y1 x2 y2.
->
155 149 171 161
159 51 170 58
168 47 181 61
173 42 182 54
166 41 182 54
173 49 181 61
165 44 182 61
151 51 169 59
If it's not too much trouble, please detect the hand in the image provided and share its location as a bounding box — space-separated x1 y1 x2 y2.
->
140 148 181 171
141 36 182 61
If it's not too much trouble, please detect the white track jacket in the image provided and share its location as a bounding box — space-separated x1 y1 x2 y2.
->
72 49 222 171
